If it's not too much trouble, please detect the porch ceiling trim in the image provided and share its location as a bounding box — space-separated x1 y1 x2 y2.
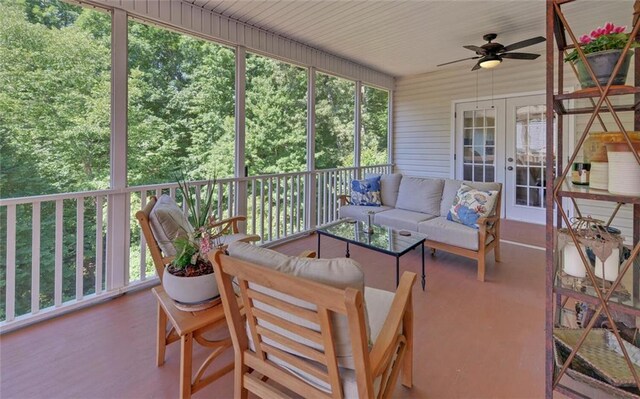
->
83 0 395 90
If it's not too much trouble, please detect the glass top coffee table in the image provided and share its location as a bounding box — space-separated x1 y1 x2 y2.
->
316 220 426 290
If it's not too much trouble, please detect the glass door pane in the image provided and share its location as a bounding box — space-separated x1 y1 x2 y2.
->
462 107 497 183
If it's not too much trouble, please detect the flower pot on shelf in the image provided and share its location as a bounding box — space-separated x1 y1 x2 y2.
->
573 49 632 89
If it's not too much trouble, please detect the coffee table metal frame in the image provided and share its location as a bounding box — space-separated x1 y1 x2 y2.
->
316 221 426 290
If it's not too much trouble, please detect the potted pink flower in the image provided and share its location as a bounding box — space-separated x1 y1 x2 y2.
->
564 22 638 88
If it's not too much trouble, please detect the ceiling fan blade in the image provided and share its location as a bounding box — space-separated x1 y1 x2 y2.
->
501 52 541 60
502 36 546 52
471 63 482 71
463 45 487 54
437 56 480 67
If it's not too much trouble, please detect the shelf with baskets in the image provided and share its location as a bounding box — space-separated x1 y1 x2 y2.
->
546 1 640 398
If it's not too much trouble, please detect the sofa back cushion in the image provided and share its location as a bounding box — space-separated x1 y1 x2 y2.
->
440 179 502 216
395 176 444 215
148 195 194 256
226 242 369 370
365 173 403 207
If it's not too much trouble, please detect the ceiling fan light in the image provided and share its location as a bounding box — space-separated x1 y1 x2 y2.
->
479 55 502 69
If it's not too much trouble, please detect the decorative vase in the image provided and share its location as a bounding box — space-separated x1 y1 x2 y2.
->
573 49 632 89
606 141 640 196
163 267 220 305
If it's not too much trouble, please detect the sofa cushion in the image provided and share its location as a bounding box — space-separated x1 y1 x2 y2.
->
447 184 499 229
148 194 194 257
395 177 444 215
339 205 392 222
227 242 370 370
365 173 402 207
440 179 502 217
418 216 494 251
374 208 436 231
350 176 382 206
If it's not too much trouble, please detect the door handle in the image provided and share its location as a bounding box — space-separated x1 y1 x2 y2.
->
508 157 514 162
507 166 514 171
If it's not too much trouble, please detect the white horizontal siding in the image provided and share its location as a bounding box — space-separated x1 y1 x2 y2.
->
84 0 394 89
394 55 636 236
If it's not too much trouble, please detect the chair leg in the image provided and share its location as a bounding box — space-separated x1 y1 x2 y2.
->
401 295 413 388
477 255 486 282
180 334 193 399
235 355 248 399
494 240 501 263
157 303 167 367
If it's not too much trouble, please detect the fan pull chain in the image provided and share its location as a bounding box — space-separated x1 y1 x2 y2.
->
491 69 494 108
475 69 479 109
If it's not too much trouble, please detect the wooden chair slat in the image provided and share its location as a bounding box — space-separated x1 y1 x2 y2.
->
317 307 344 399
260 342 331 384
247 289 320 324
245 352 333 399
256 325 326 364
252 307 324 345
244 373 295 399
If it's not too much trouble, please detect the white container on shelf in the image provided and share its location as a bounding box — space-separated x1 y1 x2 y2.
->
563 241 588 278
594 247 620 282
589 161 609 190
607 142 640 196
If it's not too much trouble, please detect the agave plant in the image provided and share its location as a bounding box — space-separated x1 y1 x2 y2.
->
170 172 222 275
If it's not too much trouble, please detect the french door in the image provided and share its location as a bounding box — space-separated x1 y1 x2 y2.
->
456 95 553 224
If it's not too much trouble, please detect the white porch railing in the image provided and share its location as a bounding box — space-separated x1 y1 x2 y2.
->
0 164 391 331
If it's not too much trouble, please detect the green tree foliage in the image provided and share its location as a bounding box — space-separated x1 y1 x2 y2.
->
0 0 388 320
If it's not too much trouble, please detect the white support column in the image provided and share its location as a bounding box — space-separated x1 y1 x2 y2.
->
235 46 247 231
387 89 394 168
354 81 362 177
305 67 317 231
106 8 128 291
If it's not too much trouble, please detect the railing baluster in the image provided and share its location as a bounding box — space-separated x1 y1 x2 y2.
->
251 179 257 236
283 176 288 237
95 196 104 293
217 182 223 221
260 179 265 242
276 177 281 239
195 185 201 221
76 198 84 301
227 182 234 219
140 192 147 281
31 202 41 314
295 175 301 233
316 172 321 227
268 178 273 241
54 200 63 307
5 204 16 322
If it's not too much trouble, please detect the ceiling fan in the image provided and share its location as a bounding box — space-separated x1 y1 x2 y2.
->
437 33 546 71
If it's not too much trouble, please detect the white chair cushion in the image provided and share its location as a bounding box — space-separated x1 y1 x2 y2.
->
374 208 436 231
417 216 494 251
218 233 257 246
394 176 444 215
267 286 392 398
148 195 194 257
227 242 370 370
339 205 392 222
366 173 403 207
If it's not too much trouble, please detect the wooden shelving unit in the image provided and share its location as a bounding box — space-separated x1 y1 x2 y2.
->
546 1 640 398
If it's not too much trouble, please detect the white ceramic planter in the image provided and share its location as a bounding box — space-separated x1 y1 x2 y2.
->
162 268 220 304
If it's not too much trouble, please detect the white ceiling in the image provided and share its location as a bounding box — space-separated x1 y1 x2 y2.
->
186 0 634 77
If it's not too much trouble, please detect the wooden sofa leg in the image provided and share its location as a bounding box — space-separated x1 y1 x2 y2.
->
477 255 486 282
431 248 436 256
494 241 501 263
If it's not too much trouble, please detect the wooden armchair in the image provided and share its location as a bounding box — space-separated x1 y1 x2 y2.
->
135 195 259 280
209 249 416 399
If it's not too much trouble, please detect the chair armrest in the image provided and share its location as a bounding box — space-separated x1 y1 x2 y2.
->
369 272 416 378
210 215 247 234
338 195 350 207
477 214 499 229
297 250 317 258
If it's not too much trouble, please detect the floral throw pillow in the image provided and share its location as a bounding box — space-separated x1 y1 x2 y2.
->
349 176 382 206
447 184 499 229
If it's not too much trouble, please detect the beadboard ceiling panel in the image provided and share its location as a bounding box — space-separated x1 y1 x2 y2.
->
185 0 633 77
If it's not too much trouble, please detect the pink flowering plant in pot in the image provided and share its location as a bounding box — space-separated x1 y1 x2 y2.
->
565 22 639 88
